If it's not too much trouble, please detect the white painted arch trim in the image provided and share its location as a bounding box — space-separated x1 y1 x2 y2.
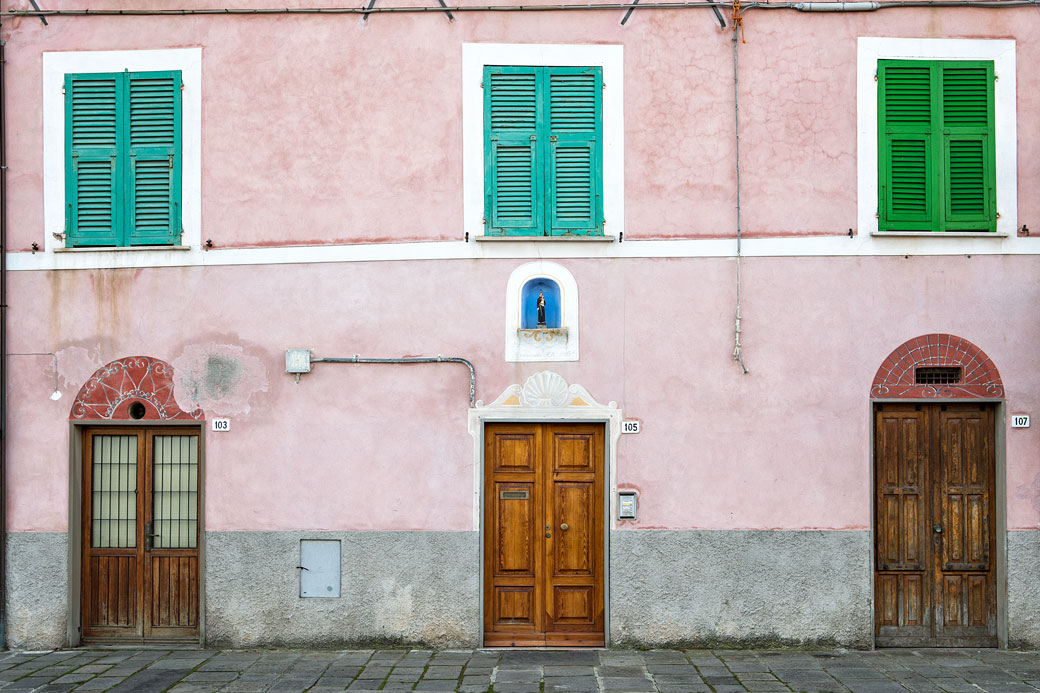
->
504 261 579 362
462 42 625 241
857 37 1017 237
467 370 623 530
43 48 203 255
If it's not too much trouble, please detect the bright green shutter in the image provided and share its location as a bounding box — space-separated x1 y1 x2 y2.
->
127 71 182 245
878 62 935 231
547 67 602 236
485 66 542 236
940 63 995 232
66 73 122 246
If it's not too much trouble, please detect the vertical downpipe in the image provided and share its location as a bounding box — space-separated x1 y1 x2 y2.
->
0 30 8 650
731 32 749 374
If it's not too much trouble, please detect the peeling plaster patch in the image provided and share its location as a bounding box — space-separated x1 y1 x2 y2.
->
172 344 268 416
55 345 105 391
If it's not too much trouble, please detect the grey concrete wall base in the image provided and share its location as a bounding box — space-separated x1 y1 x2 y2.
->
204 530 479 649
5 532 69 649
1008 530 1040 649
609 529 873 649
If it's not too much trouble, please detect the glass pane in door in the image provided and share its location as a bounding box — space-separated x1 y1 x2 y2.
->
152 435 199 549
91 435 138 548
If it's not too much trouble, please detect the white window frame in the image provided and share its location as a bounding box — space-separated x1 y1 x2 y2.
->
463 43 624 240
43 48 202 256
857 37 1016 237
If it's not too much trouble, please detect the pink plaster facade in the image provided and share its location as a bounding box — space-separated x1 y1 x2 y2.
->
2 0 1039 649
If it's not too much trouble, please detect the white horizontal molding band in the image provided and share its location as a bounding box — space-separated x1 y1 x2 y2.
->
7 234 1039 271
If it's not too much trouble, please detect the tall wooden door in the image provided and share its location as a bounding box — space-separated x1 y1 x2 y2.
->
874 403 997 647
82 427 200 642
483 423 605 646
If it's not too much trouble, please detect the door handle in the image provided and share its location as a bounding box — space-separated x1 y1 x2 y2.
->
560 523 569 531
145 522 161 550
933 525 942 534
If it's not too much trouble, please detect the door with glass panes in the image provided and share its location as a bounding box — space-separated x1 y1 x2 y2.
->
81 428 200 641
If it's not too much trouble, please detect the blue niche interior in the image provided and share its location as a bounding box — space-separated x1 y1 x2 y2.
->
521 278 562 329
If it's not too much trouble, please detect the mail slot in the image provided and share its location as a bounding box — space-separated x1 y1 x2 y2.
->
500 490 529 500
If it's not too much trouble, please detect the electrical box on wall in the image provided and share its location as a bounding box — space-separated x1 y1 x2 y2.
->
285 349 312 374
299 540 341 598
618 491 637 520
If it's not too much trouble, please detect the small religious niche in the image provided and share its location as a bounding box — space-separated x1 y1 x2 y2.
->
505 262 579 362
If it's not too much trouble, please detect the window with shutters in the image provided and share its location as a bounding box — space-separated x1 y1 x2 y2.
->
65 71 182 247
878 60 995 233
484 66 603 237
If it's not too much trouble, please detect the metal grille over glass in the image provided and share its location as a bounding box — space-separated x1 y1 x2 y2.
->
91 435 139 548
915 366 962 385
152 435 199 549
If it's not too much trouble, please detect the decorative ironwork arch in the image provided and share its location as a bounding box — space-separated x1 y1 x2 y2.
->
70 355 204 420
871 333 1003 399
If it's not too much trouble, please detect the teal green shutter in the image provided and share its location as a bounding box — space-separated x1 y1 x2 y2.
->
547 67 602 236
127 71 182 245
485 66 542 236
879 60 995 233
878 62 935 231
66 73 122 246
940 63 995 232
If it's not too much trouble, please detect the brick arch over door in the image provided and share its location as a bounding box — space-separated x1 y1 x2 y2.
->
870 333 1003 399
70 355 204 420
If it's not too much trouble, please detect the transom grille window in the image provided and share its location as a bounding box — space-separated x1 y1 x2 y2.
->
915 366 962 385
483 66 603 237
878 59 995 233
65 70 182 247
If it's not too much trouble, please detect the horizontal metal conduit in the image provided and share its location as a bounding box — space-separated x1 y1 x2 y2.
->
3 0 1037 17
311 355 477 407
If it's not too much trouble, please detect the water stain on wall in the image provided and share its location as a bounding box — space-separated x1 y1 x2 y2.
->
172 343 268 416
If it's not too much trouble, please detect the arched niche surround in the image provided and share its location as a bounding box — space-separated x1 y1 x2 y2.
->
70 355 204 420
505 261 579 362
870 333 1004 399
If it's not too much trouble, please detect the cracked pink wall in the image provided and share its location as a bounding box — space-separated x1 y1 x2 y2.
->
5 257 1038 533
3 4 1039 248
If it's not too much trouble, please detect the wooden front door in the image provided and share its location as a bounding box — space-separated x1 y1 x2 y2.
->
81 427 200 642
483 423 605 646
874 403 997 647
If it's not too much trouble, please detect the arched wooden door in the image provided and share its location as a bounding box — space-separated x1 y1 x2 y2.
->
72 357 204 643
871 335 1002 647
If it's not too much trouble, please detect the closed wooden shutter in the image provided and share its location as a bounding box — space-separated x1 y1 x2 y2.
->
485 67 542 236
940 64 994 232
548 67 602 235
128 72 182 245
484 65 603 237
878 63 935 231
878 60 995 233
66 73 122 246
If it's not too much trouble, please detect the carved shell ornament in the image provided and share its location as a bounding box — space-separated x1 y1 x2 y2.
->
519 371 572 407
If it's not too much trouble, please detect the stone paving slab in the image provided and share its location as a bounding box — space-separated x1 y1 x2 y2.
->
0 648 1037 692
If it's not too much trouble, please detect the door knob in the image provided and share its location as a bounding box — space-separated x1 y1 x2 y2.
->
560 523 569 531
933 525 942 533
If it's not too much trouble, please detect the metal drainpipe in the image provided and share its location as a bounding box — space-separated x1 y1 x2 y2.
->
1 30 8 651
731 31 749 375
310 356 477 407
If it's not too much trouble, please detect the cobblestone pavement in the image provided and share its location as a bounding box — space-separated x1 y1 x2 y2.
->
0 647 1038 693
